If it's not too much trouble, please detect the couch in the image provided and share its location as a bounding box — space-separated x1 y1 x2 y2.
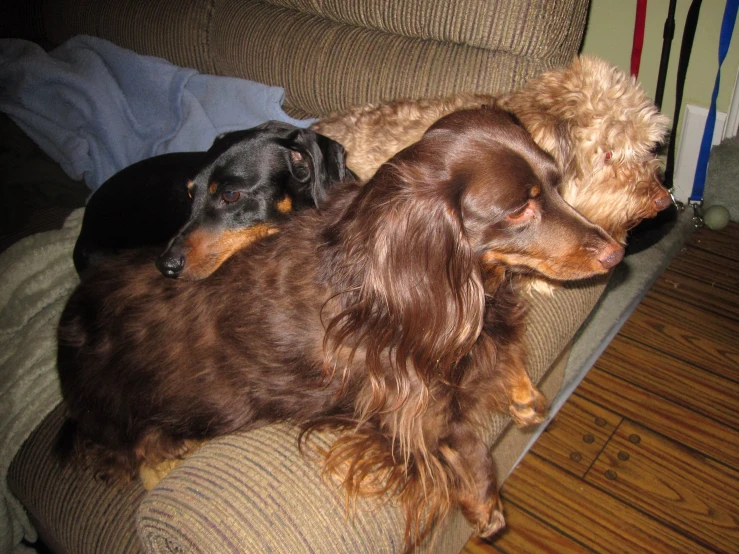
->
0 1 598 552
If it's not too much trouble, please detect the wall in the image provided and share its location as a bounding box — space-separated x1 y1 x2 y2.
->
580 0 739 138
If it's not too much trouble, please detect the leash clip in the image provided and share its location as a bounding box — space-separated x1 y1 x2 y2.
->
668 188 685 213
689 199 704 228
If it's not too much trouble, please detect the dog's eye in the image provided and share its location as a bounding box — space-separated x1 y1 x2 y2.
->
222 190 240 203
506 201 535 223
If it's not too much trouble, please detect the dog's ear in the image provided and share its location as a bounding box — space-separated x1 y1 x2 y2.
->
553 120 573 173
287 129 350 207
522 118 573 187
323 164 485 406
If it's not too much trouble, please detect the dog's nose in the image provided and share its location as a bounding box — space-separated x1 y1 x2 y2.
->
598 242 625 270
654 190 673 211
156 254 185 279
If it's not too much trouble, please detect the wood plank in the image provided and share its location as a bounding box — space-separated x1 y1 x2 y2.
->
650 267 739 322
577 368 739 470
484 503 591 554
461 536 501 554
459 226 738 554
587 420 739 553
596 335 739 429
531 395 621 478
501 455 711 553
666 243 739 293
688 223 739 260
636 292 739 354
618 294 739 378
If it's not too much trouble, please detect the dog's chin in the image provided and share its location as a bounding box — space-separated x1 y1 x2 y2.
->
175 269 207 281
616 200 674 244
534 263 613 283
174 225 280 280
176 258 223 280
483 251 622 284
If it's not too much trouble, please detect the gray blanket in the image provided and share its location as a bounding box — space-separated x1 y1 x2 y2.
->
0 209 82 553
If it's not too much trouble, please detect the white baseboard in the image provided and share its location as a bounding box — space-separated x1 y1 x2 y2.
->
725 66 739 139
673 104 727 203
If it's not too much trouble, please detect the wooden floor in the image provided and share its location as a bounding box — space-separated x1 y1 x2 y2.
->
462 221 739 554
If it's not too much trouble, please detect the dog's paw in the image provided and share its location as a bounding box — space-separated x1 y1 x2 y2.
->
476 505 506 538
509 387 548 427
138 439 206 490
139 458 183 490
462 492 506 538
524 277 558 297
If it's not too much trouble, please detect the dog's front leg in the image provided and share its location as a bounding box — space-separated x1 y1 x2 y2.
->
500 342 548 427
440 422 505 537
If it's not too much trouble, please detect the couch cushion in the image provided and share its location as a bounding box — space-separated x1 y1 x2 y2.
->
40 0 216 74
210 0 586 116
259 0 589 55
11 0 588 118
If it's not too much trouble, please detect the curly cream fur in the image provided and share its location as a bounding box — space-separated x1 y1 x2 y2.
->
313 93 495 182
496 56 670 243
312 56 671 295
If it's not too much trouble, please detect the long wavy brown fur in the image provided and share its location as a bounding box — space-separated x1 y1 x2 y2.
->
301 273 528 548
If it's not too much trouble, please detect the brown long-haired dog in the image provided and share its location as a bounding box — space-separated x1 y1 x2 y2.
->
312 55 671 248
57 106 623 548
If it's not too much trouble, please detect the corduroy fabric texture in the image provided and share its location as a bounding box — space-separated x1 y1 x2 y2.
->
210 0 587 116
41 0 216 75
8 277 604 554
27 0 589 117
260 0 588 56
8 405 146 554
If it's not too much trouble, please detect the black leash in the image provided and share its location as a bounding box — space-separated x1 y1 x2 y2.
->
663 0 703 195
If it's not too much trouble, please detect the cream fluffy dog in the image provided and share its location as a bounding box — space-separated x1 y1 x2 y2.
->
312 56 672 249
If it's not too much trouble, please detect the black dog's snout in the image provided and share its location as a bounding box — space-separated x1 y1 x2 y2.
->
156 254 185 279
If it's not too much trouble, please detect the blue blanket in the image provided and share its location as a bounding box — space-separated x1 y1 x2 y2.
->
0 36 314 191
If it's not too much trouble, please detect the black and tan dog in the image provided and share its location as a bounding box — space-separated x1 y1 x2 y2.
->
73 120 352 279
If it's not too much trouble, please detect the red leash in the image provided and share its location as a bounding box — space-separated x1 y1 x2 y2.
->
631 0 648 77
